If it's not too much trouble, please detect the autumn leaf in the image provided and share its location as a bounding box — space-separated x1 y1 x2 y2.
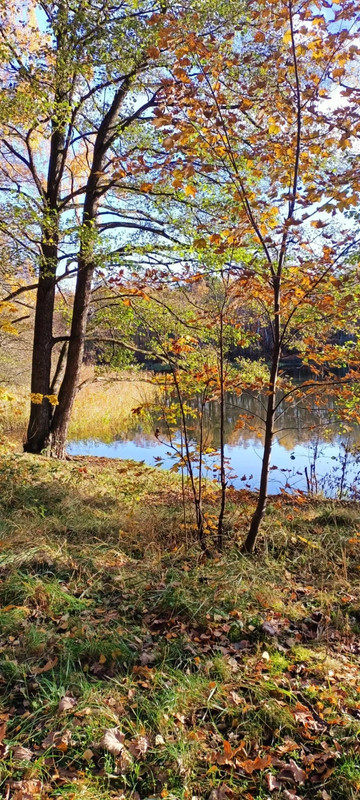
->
41 729 72 751
278 759 307 784
128 735 150 758
58 695 77 713
101 727 125 755
236 754 273 774
266 772 281 791
12 746 33 762
31 657 58 675
216 739 234 765
209 785 234 800
116 748 133 773
9 780 43 800
148 45 160 59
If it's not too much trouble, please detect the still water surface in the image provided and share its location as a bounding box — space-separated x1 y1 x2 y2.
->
68 390 360 496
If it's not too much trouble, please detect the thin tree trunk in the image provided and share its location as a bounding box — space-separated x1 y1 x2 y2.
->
50 341 68 395
171 368 208 552
217 311 226 551
49 76 134 457
242 276 281 553
50 257 94 458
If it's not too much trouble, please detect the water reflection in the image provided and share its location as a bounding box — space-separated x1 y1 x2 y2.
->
68 390 360 496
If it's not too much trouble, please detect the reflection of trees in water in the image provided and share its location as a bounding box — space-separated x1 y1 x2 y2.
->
125 389 360 452
202 391 340 451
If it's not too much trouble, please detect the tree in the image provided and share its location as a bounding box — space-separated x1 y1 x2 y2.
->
0 0 172 456
87 257 266 550
142 0 360 550
0 0 244 457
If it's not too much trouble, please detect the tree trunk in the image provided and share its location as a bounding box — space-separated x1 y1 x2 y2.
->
242 276 281 553
23 241 57 453
49 258 94 458
49 77 133 457
217 310 226 551
241 376 277 553
24 76 66 452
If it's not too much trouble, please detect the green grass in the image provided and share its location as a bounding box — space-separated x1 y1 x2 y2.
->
0 453 359 799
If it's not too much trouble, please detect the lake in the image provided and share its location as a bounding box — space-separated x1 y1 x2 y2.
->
68 389 360 497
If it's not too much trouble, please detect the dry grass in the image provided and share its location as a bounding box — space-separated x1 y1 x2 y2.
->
0 369 158 446
69 369 157 442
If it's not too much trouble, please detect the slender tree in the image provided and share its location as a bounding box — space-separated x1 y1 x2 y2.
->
144 0 360 550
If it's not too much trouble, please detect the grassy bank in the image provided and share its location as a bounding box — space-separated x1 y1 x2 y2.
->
0 454 359 800
0 372 156 445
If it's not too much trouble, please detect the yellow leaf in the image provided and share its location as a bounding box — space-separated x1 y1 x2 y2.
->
45 394 59 406
0 321 19 335
30 393 44 405
269 123 281 135
184 185 197 197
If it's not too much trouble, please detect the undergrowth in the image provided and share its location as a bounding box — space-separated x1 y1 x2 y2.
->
0 453 359 800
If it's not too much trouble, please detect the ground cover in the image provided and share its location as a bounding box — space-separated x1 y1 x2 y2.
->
0 454 359 800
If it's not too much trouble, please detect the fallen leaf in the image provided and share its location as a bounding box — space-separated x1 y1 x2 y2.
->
58 695 77 713
12 746 33 762
277 738 300 754
83 748 94 761
8 780 42 800
31 657 58 675
278 759 307 784
0 743 9 759
229 690 243 706
155 734 165 745
216 739 234 766
115 748 133 773
74 706 92 718
128 735 149 758
237 754 272 774
41 729 72 751
262 621 277 636
226 656 239 672
139 650 155 665
266 772 281 791
209 785 234 800
102 727 125 755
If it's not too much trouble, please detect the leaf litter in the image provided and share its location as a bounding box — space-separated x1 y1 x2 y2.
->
0 456 359 798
